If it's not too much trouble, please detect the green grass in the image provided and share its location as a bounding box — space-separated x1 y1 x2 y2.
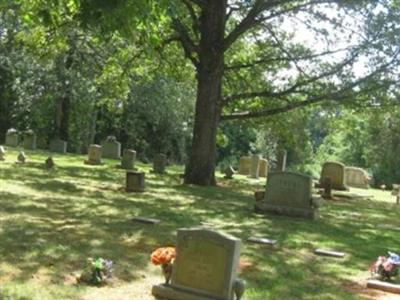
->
0 147 399 300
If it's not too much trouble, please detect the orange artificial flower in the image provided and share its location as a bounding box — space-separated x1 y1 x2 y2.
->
151 247 176 265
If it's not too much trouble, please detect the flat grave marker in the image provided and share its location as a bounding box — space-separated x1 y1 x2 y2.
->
367 280 400 294
132 217 161 225
314 249 345 258
247 237 277 246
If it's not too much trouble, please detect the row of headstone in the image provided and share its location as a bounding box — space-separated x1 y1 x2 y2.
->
84 143 165 175
5 129 37 149
319 161 371 191
238 155 268 178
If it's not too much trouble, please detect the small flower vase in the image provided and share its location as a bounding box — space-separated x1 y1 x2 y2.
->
162 262 173 285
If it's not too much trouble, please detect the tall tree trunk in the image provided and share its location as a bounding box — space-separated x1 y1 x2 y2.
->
184 1 226 186
55 35 74 141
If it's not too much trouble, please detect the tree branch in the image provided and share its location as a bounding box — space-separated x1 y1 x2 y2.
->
223 49 360 104
172 18 199 68
223 0 338 51
221 54 399 121
181 0 200 38
224 46 355 71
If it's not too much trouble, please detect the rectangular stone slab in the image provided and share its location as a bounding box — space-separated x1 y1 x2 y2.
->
314 249 345 258
247 237 277 245
367 280 400 294
131 217 161 224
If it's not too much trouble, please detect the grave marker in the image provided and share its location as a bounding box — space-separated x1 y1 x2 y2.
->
153 154 167 174
84 144 103 165
367 280 400 294
126 171 145 192
101 136 121 159
238 156 251 175
249 154 261 179
259 158 268 178
276 149 287 171
319 161 347 190
392 184 400 205
255 171 322 219
5 128 18 147
120 149 136 170
0 146 5 161
247 237 277 246
152 228 245 300
314 249 345 258
345 167 370 189
17 151 26 164
45 157 55 170
224 166 235 179
22 130 37 150
49 139 67 153
132 217 161 224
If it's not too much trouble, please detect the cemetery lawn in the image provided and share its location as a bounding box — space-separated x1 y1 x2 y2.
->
0 148 399 300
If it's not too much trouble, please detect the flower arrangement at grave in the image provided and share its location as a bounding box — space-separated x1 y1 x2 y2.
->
369 252 400 281
151 247 176 285
78 257 114 285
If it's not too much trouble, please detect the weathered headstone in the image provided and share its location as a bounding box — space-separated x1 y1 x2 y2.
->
49 139 67 153
120 149 136 169
101 136 121 159
259 158 268 178
152 228 245 300
84 144 103 165
17 151 26 164
0 146 5 161
5 128 18 147
238 156 251 175
319 161 347 190
249 154 261 179
153 154 167 174
126 171 145 192
224 166 235 179
255 172 322 219
45 156 55 170
22 130 37 150
344 167 370 189
276 149 287 171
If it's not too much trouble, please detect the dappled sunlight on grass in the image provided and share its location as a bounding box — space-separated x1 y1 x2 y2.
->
0 147 399 299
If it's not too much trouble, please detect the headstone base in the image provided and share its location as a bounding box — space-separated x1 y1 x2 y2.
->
152 284 222 300
255 203 318 219
84 160 103 165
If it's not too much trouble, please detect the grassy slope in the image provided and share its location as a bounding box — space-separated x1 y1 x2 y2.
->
0 147 399 300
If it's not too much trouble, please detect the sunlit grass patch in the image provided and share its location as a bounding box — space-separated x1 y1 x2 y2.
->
0 147 398 299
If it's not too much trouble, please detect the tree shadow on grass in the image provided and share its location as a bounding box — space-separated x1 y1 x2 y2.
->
1 156 399 299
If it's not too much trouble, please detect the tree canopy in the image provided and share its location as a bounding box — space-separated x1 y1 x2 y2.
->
1 0 400 185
